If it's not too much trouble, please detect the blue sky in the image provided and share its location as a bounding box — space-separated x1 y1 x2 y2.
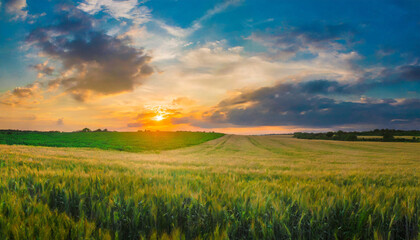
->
0 0 419 133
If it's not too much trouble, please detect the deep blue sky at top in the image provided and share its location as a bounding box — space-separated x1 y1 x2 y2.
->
1 0 420 92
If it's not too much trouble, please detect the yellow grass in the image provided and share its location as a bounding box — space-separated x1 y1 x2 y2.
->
0 135 419 239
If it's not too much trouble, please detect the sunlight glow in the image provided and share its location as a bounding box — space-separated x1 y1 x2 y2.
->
148 105 169 122
153 115 165 121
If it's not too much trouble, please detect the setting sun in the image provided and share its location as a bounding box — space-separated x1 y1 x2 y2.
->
153 115 164 121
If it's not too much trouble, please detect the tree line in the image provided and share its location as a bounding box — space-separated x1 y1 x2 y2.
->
294 129 420 142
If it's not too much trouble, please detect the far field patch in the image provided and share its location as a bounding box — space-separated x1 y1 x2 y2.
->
0 131 224 152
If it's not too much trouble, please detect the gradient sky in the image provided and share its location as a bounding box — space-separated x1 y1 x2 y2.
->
0 0 419 134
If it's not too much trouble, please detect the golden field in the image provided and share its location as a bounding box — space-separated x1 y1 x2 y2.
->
0 135 419 239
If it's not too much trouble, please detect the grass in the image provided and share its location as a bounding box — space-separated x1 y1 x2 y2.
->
358 136 418 140
0 134 419 239
0 131 224 152
394 136 418 139
358 136 383 139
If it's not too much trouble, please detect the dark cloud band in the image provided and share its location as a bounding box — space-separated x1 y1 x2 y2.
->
200 80 420 128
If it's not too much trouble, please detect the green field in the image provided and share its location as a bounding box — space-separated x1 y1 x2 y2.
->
357 136 418 140
0 131 224 152
357 136 384 140
0 135 419 239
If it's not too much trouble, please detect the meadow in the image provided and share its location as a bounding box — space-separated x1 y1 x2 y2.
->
0 135 419 239
0 131 224 152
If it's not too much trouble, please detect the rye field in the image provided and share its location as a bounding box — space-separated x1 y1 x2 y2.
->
0 134 419 239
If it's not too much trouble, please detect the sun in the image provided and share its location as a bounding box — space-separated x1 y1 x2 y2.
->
147 105 169 122
153 115 165 121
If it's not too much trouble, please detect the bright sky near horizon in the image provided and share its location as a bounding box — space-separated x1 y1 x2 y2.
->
0 0 419 134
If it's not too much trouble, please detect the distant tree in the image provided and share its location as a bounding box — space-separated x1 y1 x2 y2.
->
103 129 108 132
344 134 357 141
81 128 91 132
383 132 394 141
94 129 102 132
326 132 334 138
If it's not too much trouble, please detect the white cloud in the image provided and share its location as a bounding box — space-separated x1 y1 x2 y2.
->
190 0 242 32
118 41 363 110
79 0 243 62
120 25 189 61
156 0 242 38
154 20 190 38
78 0 151 24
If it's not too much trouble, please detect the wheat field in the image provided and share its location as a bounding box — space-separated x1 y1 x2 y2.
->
0 135 419 239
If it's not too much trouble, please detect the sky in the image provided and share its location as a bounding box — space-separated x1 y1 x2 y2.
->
0 0 419 134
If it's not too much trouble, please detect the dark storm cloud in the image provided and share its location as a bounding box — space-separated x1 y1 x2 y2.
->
249 23 357 57
377 64 420 83
217 80 363 109
26 5 153 101
397 65 420 81
297 80 365 95
203 80 420 128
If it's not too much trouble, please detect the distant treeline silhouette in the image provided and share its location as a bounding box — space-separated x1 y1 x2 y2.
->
0 129 216 133
0 128 110 134
294 129 420 142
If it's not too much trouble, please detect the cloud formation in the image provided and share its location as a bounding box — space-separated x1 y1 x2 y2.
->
26 6 153 101
30 61 54 78
0 83 41 106
56 118 64 126
249 23 357 59
127 122 141 128
1 0 419 133
12 86 34 98
195 80 420 128
398 65 420 81
379 64 420 82
3 0 27 20
78 0 151 25
172 97 196 106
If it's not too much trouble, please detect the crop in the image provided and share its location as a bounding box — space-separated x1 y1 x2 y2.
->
0 131 224 152
0 135 418 239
